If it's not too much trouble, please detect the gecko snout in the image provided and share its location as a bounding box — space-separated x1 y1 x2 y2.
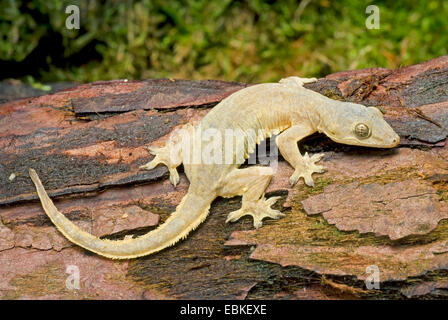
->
390 134 400 147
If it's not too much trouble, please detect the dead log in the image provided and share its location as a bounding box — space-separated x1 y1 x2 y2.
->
0 57 447 299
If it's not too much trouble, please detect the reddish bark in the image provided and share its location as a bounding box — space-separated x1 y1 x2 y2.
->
1 57 448 299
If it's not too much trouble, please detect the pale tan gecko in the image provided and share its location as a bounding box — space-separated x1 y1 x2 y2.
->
29 77 400 259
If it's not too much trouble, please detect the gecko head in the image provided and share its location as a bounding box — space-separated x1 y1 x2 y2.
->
321 103 400 148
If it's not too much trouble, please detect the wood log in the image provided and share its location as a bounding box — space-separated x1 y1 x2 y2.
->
0 57 447 299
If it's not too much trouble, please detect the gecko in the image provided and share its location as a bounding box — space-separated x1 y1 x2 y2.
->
28 76 400 259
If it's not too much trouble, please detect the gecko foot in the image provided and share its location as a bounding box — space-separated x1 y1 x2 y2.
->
290 152 326 187
226 196 285 229
139 145 181 186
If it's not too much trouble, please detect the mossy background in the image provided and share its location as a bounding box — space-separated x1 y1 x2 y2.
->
1 0 447 84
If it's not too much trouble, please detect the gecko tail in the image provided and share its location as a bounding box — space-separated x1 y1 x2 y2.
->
28 168 214 259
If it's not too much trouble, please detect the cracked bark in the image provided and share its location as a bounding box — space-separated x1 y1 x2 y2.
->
1 57 448 299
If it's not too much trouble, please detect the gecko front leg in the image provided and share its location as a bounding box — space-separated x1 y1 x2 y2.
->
276 124 326 187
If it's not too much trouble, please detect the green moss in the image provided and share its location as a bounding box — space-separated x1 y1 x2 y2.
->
309 177 333 194
438 190 448 202
2 0 447 83
323 89 343 100
4 262 89 299
266 165 448 250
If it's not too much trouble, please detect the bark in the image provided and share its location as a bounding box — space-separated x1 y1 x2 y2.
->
0 57 447 299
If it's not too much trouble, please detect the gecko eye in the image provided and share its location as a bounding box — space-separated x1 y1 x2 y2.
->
354 123 371 139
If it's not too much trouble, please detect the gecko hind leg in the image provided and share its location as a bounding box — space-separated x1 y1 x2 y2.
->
219 166 285 229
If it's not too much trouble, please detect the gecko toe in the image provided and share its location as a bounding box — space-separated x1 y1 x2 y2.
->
253 218 263 229
304 174 315 187
311 153 325 162
265 196 281 206
289 173 300 187
169 168 180 186
140 159 159 171
146 146 160 155
226 209 245 223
